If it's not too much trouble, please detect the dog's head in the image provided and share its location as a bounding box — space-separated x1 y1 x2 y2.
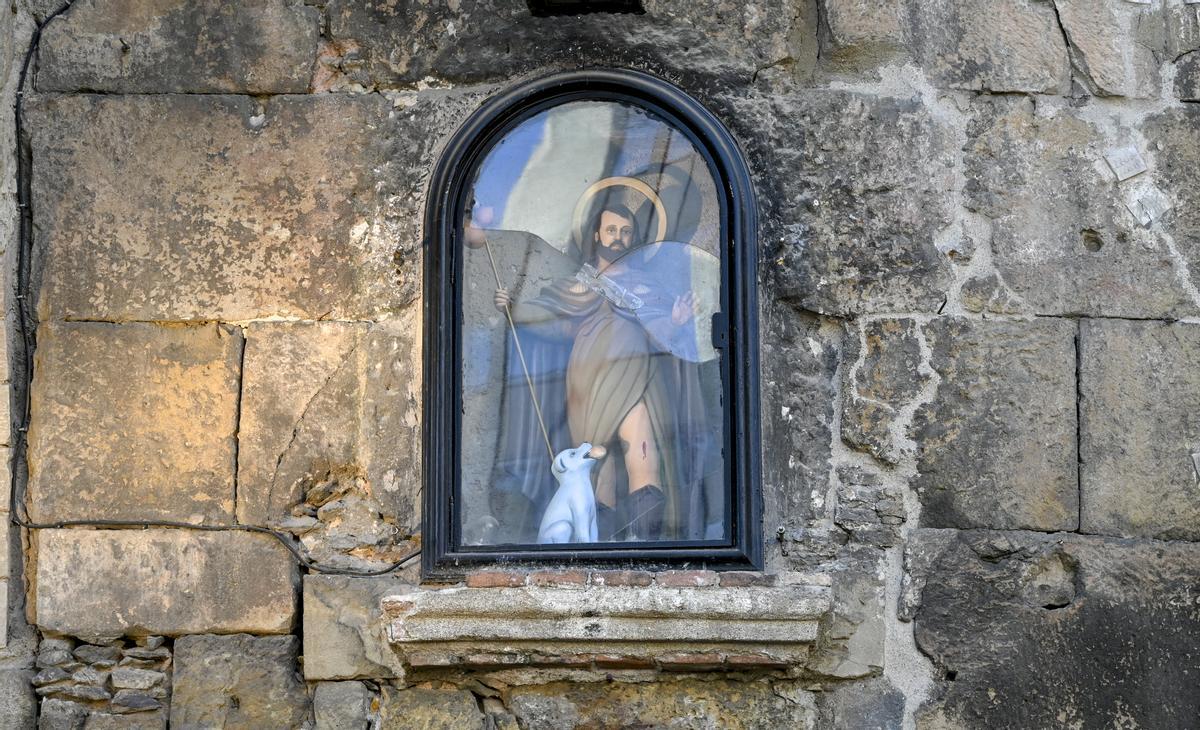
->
551 442 606 479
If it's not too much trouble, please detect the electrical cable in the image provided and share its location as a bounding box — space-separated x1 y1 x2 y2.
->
9 1 419 577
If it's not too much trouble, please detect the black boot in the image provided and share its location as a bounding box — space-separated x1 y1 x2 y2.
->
626 485 666 541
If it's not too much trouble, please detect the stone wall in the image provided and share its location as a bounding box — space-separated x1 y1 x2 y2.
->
3 0 1199 728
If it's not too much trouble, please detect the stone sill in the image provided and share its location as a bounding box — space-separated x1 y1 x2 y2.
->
381 579 832 674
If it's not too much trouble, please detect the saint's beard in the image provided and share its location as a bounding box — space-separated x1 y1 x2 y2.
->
595 238 625 264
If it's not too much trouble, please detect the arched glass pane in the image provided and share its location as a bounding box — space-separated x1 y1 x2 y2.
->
458 99 728 547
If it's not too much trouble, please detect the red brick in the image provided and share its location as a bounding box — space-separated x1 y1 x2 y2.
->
463 653 527 667
654 570 719 587
594 654 656 669
528 569 588 586
718 571 777 587
723 653 790 669
658 653 724 671
379 598 414 617
530 653 593 667
589 570 654 587
465 570 526 588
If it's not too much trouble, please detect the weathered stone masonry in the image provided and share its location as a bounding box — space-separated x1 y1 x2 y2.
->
1 0 1199 728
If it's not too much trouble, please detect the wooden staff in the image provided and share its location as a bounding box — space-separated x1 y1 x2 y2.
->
479 233 556 463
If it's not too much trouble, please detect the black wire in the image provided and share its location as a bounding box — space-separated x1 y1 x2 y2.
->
9 2 419 578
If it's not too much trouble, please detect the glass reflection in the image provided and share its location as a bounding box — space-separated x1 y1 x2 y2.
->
459 101 726 547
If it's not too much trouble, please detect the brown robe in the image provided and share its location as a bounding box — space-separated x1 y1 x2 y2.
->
511 277 700 538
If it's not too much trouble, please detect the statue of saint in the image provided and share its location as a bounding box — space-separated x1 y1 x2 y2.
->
489 190 714 543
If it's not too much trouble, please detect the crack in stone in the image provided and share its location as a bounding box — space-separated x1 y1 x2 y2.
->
1074 319 1084 533
1050 0 1088 95
813 0 828 65
266 328 370 516
751 56 794 84
231 325 247 523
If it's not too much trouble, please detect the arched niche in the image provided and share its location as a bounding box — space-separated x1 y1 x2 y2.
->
423 69 760 577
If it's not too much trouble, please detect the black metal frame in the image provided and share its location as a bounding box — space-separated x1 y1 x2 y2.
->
422 69 761 579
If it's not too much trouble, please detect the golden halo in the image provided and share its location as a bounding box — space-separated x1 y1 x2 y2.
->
571 176 669 248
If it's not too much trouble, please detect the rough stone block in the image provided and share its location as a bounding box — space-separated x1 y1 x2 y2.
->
508 680 816 730
237 315 421 533
323 0 811 89
0 668 35 730
1176 50 1200 100
840 318 930 464
913 0 1069 93
84 711 166 729
38 697 86 730
822 0 908 70
37 1 320 93
759 302 840 564
236 320 364 523
171 634 308 730
28 322 239 524
809 549 886 679
29 93 410 321
965 96 1194 319
834 470 905 549
379 688 482 730
748 92 954 316
109 667 162 691
959 272 1022 315
0 4 23 189
1055 0 1164 98
816 676 904 730
8 582 53 660
314 681 372 730
909 529 1200 728
35 529 297 637
1166 1 1200 58
1080 319 1200 540
303 575 409 680
910 318 1078 531
1144 107 1200 277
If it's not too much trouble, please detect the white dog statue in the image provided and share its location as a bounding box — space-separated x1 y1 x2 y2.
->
537 442 604 544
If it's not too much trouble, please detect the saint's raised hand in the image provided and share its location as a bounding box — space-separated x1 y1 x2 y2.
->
672 291 699 325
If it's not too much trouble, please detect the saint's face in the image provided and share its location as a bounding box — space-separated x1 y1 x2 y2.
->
594 209 636 263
